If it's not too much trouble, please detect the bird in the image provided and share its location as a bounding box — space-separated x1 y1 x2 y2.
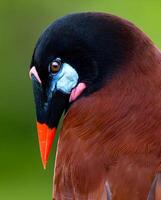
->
29 12 161 199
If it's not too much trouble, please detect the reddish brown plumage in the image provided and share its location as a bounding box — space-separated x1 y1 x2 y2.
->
53 14 161 199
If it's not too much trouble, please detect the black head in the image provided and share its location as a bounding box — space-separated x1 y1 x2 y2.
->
31 12 136 95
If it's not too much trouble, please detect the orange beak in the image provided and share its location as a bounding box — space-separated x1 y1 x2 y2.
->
37 122 56 169
30 72 69 169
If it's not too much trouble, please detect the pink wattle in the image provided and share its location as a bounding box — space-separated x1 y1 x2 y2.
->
69 82 86 102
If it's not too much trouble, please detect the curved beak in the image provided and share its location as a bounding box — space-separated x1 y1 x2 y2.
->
30 69 69 169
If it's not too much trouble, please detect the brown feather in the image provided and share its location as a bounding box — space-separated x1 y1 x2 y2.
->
53 14 161 200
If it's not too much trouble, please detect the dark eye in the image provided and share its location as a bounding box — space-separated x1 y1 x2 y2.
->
50 58 61 74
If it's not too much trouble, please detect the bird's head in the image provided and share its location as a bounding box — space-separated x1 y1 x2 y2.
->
29 12 137 169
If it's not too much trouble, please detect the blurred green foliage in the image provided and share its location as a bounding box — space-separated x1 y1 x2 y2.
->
0 0 161 199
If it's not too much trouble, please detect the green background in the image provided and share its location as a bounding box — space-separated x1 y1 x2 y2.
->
0 0 161 199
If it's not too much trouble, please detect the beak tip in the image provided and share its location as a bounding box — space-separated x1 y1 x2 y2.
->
36 122 56 170
42 162 47 170
41 155 47 170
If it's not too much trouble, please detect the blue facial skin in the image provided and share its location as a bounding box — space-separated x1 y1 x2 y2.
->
47 62 79 101
31 62 78 126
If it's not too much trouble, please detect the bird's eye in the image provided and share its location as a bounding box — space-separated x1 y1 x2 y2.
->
50 58 61 74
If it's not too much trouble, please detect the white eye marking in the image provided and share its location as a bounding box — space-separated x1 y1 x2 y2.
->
49 63 78 94
56 63 79 94
29 66 42 84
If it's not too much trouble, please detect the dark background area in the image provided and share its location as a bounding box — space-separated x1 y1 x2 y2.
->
0 0 161 199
